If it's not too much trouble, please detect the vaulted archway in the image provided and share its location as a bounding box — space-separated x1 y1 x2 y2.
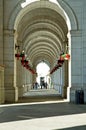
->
13 0 69 99
3 0 80 103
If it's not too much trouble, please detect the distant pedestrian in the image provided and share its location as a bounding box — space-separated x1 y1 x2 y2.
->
40 81 44 89
45 82 48 89
34 82 39 89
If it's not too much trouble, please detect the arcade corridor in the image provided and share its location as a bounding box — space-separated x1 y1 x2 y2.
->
0 0 86 129
0 0 86 104
0 0 70 104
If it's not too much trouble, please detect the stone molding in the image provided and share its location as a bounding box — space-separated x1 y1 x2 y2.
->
70 30 82 37
57 0 78 30
0 65 4 70
4 29 15 36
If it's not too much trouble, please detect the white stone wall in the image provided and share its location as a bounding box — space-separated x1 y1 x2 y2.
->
65 0 86 102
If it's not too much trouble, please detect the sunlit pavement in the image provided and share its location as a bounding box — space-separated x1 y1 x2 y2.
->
0 100 86 130
18 89 63 103
23 88 60 96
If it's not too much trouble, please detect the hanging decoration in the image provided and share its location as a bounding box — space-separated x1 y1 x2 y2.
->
15 53 20 60
50 52 70 74
60 53 70 60
15 45 36 74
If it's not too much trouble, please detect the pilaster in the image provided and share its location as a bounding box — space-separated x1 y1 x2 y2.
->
0 65 4 104
69 30 84 102
0 0 4 64
4 29 18 103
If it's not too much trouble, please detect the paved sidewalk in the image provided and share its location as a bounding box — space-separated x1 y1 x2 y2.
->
23 89 60 96
18 89 63 103
0 100 86 130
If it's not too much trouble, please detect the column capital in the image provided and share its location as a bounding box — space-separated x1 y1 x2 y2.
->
70 30 82 37
4 29 15 36
0 65 5 70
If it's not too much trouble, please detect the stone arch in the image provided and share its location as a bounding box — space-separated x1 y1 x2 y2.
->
8 0 24 29
6 0 79 102
57 0 78 30
14 1 67 29
8 0 78 30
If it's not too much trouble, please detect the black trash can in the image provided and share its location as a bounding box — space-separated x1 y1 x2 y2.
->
75 90 84 104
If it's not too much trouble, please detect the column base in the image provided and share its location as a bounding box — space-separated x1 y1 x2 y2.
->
69 87 86 103
70 87 76 103
5 87 18 103
18 86 24 98
62 86 67 98
0 88 5 104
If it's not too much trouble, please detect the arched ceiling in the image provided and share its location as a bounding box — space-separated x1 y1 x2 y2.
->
15 0 68 68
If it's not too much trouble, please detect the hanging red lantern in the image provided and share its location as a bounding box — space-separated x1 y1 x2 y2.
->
21 60 25 66
15 53 20 60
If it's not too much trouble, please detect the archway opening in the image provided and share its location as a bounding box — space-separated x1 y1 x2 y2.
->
13 0 72 102
36 61 50 89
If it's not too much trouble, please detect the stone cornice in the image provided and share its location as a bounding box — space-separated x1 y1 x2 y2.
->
4 29 15 36
0 65 5 70
70 30 82 37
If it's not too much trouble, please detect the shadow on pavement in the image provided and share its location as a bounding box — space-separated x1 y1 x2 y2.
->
0 101 86 123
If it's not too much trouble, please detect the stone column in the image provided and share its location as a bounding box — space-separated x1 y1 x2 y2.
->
26 70 32 91
0 66 4 104
16 58 23 98
32 67 37 85
0 0 5 104
69 30 83 102
4 29 18 103
63 61 68 98
0 0 3 64
15 40 24 98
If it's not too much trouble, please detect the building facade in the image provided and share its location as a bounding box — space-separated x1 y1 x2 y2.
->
0 0 86 104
